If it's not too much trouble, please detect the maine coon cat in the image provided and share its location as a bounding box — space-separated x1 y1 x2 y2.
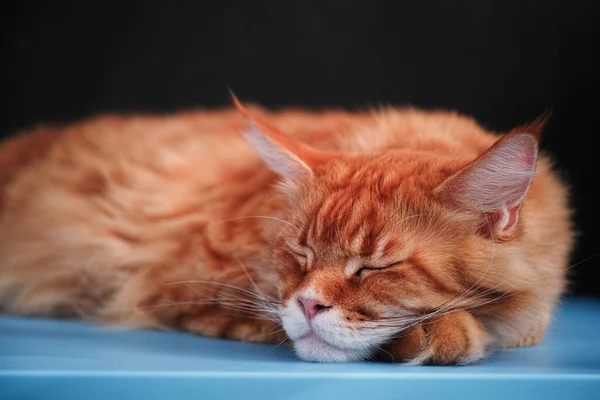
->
0 95 573 365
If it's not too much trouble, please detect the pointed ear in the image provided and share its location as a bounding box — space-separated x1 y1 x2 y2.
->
435 132 539 236
506 111 551 139
231 94 324 181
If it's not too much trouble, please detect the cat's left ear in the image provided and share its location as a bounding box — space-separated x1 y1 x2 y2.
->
435 130 541 238
231 94 325 181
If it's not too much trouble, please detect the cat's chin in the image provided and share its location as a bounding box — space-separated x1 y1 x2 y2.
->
293 334 367 363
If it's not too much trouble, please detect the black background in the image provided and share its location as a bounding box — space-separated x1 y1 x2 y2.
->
2 2 598 295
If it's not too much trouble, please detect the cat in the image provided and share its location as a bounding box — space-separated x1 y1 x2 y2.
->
0 94 573 365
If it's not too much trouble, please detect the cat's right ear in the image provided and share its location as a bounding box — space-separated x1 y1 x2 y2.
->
434 131 539 238
232 94 325 181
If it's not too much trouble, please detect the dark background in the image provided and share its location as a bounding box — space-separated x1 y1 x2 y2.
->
2 2 598 295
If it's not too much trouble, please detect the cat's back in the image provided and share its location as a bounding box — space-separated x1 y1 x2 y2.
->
0 106 497 192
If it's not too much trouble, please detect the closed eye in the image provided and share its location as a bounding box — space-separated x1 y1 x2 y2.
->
355 262 403 277
293 252 307 263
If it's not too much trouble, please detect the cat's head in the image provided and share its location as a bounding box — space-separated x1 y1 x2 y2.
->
234 96 541 362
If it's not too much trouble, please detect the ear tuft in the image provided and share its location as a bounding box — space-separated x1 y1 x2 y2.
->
507 111 551 139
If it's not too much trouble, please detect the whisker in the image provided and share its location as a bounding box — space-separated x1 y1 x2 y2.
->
121 300 283 323
264 336 290 355
139 299 280 314
163 279 280 303
215 215 298 228
373 345 395 363
232 254 272 301
262 324 287 336
433 252 600 319
417 214 499 322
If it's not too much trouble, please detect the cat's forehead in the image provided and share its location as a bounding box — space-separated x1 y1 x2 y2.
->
310 152 452 189
286 157 457 259
295 189 429 260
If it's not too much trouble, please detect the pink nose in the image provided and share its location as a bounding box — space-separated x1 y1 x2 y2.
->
297 295 331 320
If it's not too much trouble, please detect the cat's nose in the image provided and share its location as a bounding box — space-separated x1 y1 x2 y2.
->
297 295 331 320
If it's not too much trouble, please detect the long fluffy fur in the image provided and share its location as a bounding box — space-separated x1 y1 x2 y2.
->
0 105 573 364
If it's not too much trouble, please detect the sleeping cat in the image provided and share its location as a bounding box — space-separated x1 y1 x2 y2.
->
0 95 573 365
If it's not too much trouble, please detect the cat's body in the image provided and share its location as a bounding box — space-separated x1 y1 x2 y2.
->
0 102 572 364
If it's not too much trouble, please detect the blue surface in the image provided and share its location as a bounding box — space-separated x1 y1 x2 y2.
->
1 298 600 400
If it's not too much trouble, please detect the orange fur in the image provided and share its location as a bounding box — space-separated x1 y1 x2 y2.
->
0 102 573 364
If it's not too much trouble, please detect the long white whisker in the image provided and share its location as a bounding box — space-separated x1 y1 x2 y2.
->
419 214 499 321
123 300 283 323
164 279 280 303
232 254 275 302
264 336 289 354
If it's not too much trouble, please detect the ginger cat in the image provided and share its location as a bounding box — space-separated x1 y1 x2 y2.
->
0 96 573 365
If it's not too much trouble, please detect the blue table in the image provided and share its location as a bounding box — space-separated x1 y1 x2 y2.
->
2 297 599 400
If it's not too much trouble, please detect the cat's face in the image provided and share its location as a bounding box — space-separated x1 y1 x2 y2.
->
233 95 539 362
273 158 491 362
